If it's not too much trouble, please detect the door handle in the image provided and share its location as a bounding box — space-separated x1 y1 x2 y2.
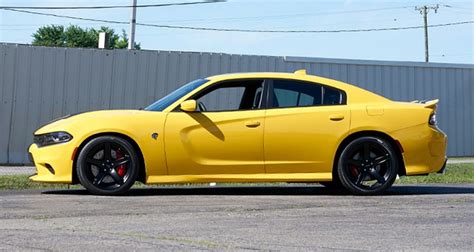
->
245 121 261 127
329 115 345 121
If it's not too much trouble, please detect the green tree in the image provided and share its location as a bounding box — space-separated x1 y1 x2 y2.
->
64 25 97 48
32 25 140 49
115 29 132 49
32 25 65 47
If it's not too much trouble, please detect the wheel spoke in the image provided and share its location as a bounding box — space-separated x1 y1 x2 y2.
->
86 158 103 167
93 171 107 185
355 171 366 185
113 156 130 168
369 169 386 184
347 159 362 167
104 142 112 160
373 154 390 166
109 169 124 185
363 143 371 160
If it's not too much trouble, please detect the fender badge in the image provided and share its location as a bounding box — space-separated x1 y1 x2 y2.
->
151 133 159 140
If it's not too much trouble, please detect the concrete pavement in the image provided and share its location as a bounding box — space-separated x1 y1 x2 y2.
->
1 184 473 250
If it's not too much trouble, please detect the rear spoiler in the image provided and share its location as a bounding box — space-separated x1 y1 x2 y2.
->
410 99 439 109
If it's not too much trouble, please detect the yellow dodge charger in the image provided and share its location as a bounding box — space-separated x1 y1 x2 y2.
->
29 70 447 195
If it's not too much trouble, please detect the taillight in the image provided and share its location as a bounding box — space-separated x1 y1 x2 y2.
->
429 113 437 126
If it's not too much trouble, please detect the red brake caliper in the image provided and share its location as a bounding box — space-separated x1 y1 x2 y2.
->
116 149 126 177
350 165 359 177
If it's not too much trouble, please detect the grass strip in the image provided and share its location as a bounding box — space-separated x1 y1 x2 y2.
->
397 163 474 184
0 163 472 191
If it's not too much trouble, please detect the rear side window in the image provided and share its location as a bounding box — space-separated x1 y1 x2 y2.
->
324 86 344 105
271 79 344 108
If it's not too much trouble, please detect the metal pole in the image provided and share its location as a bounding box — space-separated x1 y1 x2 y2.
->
128 0 137 50
415 4 438 63
423 6 429 62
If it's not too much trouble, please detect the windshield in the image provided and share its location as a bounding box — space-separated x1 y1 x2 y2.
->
145 79 209 111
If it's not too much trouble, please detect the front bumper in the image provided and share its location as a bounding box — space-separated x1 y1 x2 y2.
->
28 142 75 183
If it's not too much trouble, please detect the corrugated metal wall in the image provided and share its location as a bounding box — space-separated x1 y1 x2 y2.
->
1 43 473 163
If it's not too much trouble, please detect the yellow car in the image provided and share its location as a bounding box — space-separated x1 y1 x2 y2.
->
29 70 447 195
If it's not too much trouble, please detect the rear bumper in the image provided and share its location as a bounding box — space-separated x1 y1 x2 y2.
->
437 158 448 174
393 124 447 176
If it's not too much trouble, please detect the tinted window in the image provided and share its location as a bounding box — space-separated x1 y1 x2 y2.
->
271 79 344 108
145 79 208 111
324 86 344 105
272 80 322 108
192 80 264 112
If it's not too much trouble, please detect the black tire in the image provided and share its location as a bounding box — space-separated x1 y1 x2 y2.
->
320 177 343 189
337 136 399 195
76 136 139 195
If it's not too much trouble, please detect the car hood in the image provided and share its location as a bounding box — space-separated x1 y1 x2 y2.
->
34 110 160 135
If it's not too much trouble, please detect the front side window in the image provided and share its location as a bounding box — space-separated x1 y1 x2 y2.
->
271 79 344 108
192 79 264 112
145 79 209 111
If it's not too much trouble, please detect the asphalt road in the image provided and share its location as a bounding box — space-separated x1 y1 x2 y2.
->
1 184 473 251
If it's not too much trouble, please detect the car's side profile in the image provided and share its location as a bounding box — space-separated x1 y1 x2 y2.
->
29 70 447 195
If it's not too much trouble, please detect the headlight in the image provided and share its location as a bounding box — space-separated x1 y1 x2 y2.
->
34 132 73 147
429 113 437 126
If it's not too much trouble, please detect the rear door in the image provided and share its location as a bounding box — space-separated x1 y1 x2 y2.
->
264 79 350 174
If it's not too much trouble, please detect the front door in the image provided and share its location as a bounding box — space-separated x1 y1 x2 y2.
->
164 79 266 175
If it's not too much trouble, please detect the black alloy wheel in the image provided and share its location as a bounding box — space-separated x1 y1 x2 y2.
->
337 136 399 195
77 136 139 195
320 176 343 189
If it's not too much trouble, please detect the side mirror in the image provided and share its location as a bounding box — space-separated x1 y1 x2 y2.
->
180 99 197 112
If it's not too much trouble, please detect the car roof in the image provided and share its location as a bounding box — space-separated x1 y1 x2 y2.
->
206 71 354 92
206 72 342 87
207 71 312 80
206 71 390 104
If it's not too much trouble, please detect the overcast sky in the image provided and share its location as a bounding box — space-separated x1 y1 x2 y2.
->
0 0 473 64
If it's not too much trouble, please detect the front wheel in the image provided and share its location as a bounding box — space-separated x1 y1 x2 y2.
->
337 136 399 195
76 136 139 195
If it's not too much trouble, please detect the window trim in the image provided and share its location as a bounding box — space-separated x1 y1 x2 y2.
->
267 78 347 110
171 78 270 113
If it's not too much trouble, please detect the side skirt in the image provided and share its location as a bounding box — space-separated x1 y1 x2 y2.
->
145 172 333 184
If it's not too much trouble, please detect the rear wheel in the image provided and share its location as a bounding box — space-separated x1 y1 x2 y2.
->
337 136 398 195
320 182 339 188
77 136 139 195
320 176 342 189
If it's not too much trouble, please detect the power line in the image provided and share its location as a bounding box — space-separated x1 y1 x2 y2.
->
0 1 224 10
0 16 422 29
141 6 416 24
432 52 474 56
4 9 127 25
3 8 473 33
442 4 473 11
0 5 417 25
0 5 418 25
443 8 474 16
137 20 474 33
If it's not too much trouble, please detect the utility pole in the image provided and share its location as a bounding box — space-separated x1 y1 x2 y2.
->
128 0 137 50
415 4 439 62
